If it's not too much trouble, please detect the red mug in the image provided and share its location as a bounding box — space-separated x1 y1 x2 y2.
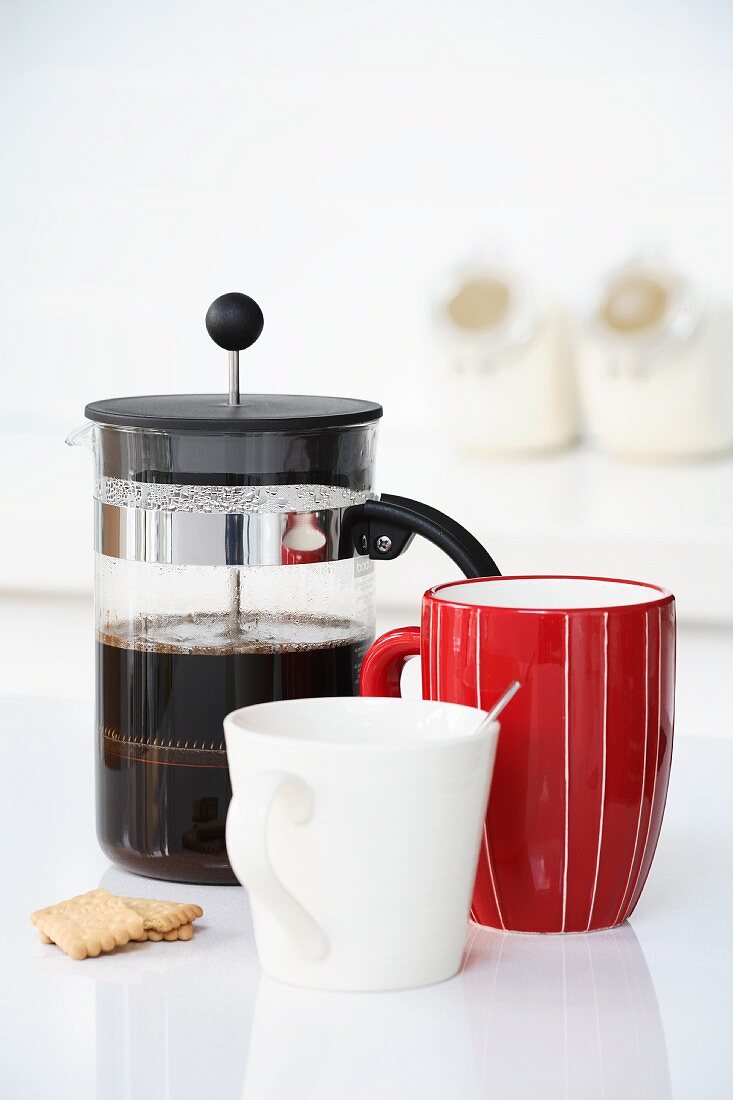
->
360 576 676 933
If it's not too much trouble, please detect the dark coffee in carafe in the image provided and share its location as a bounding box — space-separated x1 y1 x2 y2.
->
97 616 369 884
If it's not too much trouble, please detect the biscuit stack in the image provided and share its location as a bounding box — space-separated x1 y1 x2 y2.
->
31 887 204 959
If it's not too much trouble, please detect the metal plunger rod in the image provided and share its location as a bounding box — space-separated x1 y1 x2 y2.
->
205 291 265 406
228 350 240 405
205 291 265 637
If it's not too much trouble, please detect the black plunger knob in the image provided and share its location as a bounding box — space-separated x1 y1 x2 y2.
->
205 292 264 351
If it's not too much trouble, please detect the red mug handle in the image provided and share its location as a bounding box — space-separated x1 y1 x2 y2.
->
360 626 421 698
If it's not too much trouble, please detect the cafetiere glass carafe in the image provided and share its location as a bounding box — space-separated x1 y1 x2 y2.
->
69 293 499 884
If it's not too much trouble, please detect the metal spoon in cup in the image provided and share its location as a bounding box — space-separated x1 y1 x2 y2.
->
477 680 521 732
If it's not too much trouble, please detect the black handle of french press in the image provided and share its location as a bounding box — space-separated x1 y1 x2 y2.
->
345 493 501 578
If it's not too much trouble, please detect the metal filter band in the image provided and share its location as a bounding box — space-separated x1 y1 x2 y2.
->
93 482 373 567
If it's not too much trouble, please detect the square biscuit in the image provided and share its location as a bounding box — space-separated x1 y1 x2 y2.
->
120 897 203 933
31 888 144 960
133 923 195 943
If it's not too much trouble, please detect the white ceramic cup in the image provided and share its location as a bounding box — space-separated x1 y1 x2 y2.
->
578 255 733 458
435 260 578 455
224 696 499 992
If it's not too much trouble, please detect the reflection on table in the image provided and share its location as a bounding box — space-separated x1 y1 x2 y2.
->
92 866 670 1100
460 922 671 1100
241 922 671 1100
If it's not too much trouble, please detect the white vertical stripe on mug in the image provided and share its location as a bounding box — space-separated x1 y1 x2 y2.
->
587 612 609 930
562 614 571 932
614 611 649 925
474 611 505 929
626 607 663 912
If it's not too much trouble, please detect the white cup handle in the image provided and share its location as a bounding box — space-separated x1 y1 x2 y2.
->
226 771 329 961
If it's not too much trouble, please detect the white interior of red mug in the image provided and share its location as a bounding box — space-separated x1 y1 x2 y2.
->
433 576 670 610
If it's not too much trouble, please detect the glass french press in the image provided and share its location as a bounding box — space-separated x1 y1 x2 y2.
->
68 293 499 884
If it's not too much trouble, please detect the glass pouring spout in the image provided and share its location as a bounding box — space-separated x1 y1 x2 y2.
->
66 422 94 450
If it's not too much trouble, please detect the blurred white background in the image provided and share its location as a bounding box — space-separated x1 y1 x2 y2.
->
1 0 732 733
4 0 733 419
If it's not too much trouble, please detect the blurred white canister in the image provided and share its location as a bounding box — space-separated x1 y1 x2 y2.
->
435 260 577 455
577 255 733 459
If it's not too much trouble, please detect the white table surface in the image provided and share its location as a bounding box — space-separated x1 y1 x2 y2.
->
2 696 731 1100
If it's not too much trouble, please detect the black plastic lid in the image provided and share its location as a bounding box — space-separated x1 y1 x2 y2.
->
84 393 383 433
87 294 382 433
